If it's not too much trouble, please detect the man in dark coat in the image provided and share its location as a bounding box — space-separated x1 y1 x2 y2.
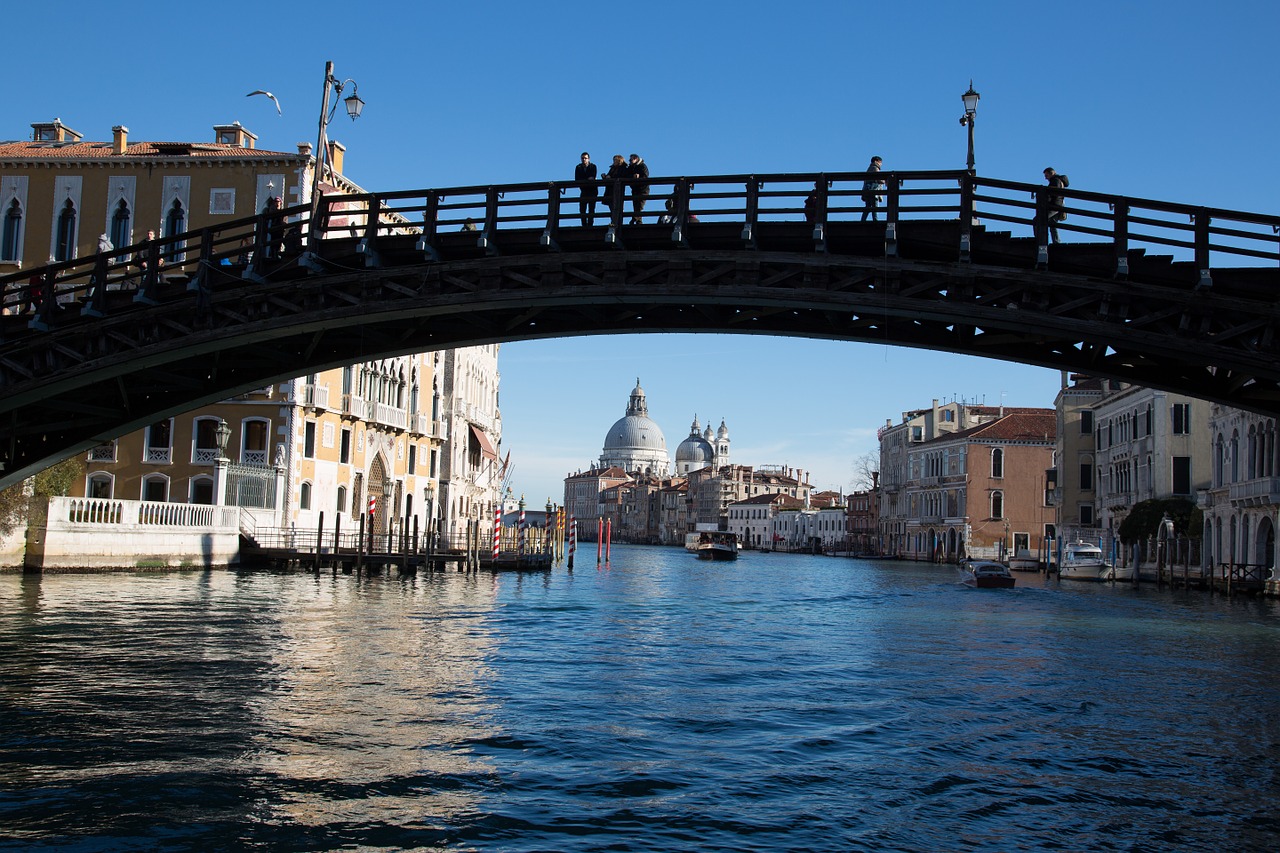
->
627 154 649 225
575 152 598 227
1044 167 1067 244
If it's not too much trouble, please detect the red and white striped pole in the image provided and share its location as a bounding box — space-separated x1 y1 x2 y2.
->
492 504 501 562
605 518 612 564
597 517 603 564
568 513 576 569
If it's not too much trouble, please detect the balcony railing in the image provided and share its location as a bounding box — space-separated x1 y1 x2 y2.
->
191 446 220 465
1228 476 1280 505
88 443 117 463
372 401 408 430
302 383 330 409
241 449 269 466
144 446 172 464
341 393 368 419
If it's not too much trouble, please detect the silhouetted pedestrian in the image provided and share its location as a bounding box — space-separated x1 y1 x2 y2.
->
804 181 823 223
1044 167 1068 244
575 152 598 227
861 156 884 222
627 154 649 225
602 154 626 216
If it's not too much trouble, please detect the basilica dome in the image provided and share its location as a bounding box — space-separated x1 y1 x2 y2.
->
599 379 670 475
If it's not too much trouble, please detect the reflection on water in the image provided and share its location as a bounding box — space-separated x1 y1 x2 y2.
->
1 549 1279 851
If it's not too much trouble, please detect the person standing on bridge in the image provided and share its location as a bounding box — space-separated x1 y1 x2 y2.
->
627 153 650 225
1044 167 1068 244
861 156 884 222
602 154 626 216
575 152 598 227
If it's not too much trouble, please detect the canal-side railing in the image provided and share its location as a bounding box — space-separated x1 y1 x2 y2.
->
53 496 239 528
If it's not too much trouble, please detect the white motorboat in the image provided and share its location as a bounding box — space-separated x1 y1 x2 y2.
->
1057 540 1109 581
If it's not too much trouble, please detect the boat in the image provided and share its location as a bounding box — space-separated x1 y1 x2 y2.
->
1008 549 1040 572
1057 540 1109 581
696 531 739 561
1101 561 1136 581
963 560 1016 589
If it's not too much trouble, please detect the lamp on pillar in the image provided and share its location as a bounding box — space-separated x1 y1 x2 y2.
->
959 81 980 173
213 418 232 506
308 60 365 247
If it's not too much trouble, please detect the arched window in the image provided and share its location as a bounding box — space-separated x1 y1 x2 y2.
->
991 448 1004 479
54 199 76 262
145 418 173 464
192 417 221 464
337 485 348 514
300 481 312 511
163 199 185 262
1214 433 1225 487
142 473 169 502
1231 430 1240 482
242 419 269 466
190 476 214 505
87 472 113 499
110 199 131 253
1 199 21 262
991 490 1004 519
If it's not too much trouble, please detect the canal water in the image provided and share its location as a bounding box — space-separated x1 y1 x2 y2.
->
2 547 1279 852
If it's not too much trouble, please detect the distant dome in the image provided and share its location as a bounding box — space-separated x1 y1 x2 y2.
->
599 379 670 475
676 416 715 474
716 419 730 440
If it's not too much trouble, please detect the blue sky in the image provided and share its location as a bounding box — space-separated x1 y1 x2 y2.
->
12 1 1277 502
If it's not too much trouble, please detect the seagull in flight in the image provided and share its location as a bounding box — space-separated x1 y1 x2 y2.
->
246 90 282 115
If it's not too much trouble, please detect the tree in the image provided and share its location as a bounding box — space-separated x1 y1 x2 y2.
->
850 451 879 492
0 456 86 537
1117 497 1202 543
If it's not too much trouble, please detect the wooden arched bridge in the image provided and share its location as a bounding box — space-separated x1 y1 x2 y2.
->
1 168 1278 487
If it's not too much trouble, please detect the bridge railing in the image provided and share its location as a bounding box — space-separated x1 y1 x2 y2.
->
970 175 1280 274
0 200 312 330
5 170 1279 339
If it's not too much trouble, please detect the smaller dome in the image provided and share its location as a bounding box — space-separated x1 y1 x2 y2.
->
676 415 716 472
717 419 729 440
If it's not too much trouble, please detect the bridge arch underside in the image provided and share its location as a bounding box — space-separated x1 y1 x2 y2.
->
2 246 1279 487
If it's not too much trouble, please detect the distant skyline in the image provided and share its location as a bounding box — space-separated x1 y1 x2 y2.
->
11 1 1276 502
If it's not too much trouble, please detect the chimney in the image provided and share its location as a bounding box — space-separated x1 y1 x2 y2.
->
297 142 313 157
112 125 128 155
327 140 346 176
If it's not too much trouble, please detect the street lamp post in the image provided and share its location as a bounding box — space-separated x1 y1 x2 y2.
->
959 81 980 173
213 418 232 506
309 61 364 244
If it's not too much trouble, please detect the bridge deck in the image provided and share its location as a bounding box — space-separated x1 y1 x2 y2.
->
1 169 1278 486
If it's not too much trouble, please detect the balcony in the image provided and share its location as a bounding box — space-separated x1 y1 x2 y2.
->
88 443 117 463
412 413 439 437
1228 477 1280 507
371 401 408 430
242 449 269 467
191 446 220 465
301 383 330 410
144 446 172 464
341 394 368 419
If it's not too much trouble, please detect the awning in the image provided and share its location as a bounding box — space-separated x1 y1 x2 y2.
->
470 424 499 460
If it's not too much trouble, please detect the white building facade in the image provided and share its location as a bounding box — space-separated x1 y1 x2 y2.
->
1199 406 1279 575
